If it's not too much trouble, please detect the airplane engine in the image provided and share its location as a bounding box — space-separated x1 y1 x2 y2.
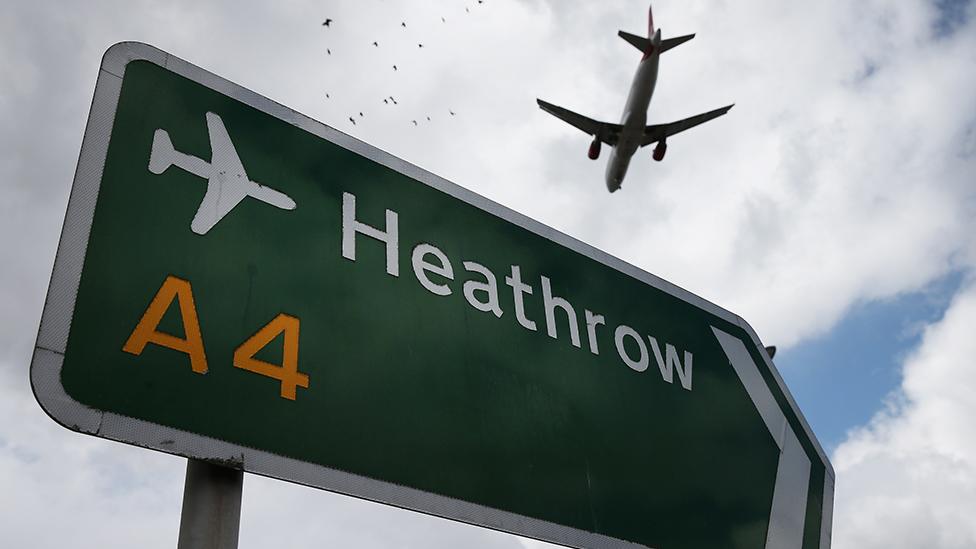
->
652 140 667 161
588 138 602 160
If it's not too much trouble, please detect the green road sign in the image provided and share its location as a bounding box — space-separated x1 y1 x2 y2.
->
32 42 833 549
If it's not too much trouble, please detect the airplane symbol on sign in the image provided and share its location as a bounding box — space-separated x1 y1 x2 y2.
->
148 112 296 235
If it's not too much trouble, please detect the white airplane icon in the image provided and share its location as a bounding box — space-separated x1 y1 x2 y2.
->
148 112 296 235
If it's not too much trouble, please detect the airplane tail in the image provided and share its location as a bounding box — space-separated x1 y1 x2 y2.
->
619 4 694 55
148 129 175 174
659 33 695 53
618 31 653 55
618 29 694 55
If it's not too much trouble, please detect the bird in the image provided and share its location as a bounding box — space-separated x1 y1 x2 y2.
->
349 117 356 125
412 120 418 126
401 21 407 27
383 98 389 104
359 112 364 117
373 41 379 47
441 17 446 22
418 43 423 48
327 48 331 55
466 7 470 12
426 116 431 121
325 93 331 99
389 96 398 104
478 0 484 4
322 18 333 26
393 65 398 71
449 109 455 116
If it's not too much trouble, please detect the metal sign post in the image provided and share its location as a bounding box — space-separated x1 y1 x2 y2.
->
177 459 243 549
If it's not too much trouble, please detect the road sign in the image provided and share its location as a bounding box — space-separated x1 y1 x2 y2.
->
32 42 833 549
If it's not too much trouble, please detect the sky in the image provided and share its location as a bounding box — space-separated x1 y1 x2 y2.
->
1 0 975 547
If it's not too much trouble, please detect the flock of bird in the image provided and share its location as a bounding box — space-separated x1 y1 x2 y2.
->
319 2 488 128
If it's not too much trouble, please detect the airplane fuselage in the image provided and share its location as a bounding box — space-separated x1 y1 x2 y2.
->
606 32 660 192
536 5 732 193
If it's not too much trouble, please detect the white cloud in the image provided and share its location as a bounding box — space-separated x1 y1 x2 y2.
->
2 0 976 547
596 0 976 348
832 276 976 549
0 373 183 548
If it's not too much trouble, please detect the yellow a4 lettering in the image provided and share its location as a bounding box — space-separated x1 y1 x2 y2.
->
234 314 309 400
122 275 208 374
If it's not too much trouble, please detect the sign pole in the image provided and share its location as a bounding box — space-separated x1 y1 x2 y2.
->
177 459 243 549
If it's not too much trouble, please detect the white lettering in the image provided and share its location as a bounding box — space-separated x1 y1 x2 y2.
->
342 192 399 276
505 265 536 331
462 262 503 318
584 310 605 355
541 276 581 348
614 325 648 372
411 244 454 296
339 192 696 392
649 335 693 390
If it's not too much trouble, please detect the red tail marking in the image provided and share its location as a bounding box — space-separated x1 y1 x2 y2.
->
642 4 656 61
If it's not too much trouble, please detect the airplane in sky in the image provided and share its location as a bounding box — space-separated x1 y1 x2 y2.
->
537 4 733 192
148 112 296 235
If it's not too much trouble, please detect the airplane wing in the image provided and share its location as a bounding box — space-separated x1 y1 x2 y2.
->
537 99 623 145
190 112 250 235
640 104 734 146
206 112 248 178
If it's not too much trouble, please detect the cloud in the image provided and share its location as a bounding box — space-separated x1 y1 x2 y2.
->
315 0 976 352
831 275 976 549
594 0 976 348
2 0 976 547
0 373 184 548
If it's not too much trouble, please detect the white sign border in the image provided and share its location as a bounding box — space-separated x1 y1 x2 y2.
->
31 42 833 549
